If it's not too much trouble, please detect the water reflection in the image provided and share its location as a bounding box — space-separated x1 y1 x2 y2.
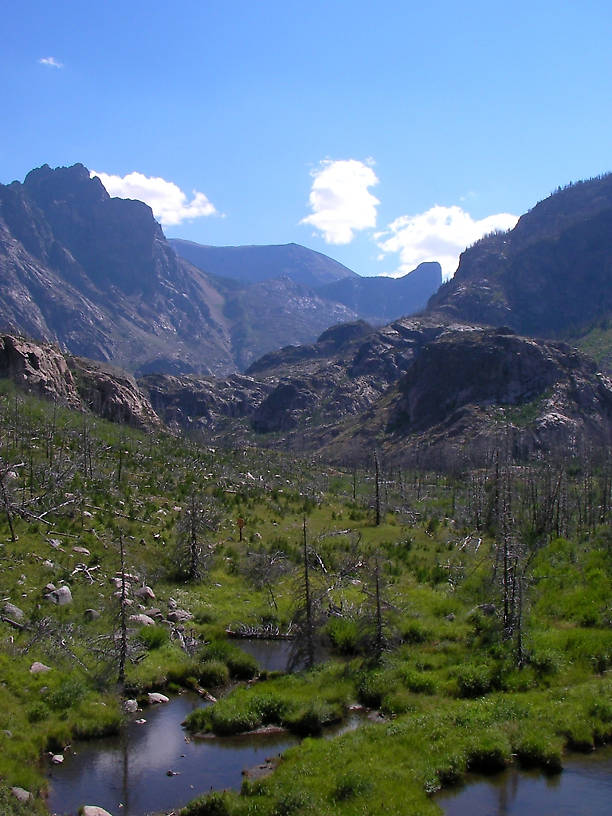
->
47 693 298 816
438 747 612 816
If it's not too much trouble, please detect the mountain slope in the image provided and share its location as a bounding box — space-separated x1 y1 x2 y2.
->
317 261 442 324
428 174 612 346
0 164 359 375
169 239 358 288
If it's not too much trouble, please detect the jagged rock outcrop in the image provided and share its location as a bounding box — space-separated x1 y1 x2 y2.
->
0 333 161 431
0 334 81 408
68 357 162 431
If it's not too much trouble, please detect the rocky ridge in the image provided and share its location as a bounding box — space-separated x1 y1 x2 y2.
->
1 322 611 463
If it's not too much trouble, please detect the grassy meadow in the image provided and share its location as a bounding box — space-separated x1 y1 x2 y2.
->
0 380 610 815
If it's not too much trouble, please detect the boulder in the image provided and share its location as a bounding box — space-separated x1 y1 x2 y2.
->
30 661 52 674
84 609 101 622
73 546 91 556
167 609 193 623
147 692 170 704
3 602 24 620
129 614 155 626
11 787 31 803
50 753 64 764
134 586 155 601
123 699 138 713
81 807 115 816
46 586 72 605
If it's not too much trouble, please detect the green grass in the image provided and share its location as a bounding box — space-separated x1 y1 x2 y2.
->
0 380 611 812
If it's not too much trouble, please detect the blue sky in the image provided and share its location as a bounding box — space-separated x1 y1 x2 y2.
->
2 0 611 278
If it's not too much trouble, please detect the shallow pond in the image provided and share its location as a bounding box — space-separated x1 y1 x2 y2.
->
47 693 299 816
438 745 612 816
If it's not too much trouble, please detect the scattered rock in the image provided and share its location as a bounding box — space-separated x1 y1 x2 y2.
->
30 661 52 674
123 699 138 713
135 718 147 724
84 608 101 622
166 769 180 776
43 560 54 569
45 585 72 605
3 602 24 620
73 546 91 556
81 806 114 816
134 586 155 601
167 609 193 623
11 786 31 803
50 753 64 764
167 598 178 611
129 614 155 626
147 692 170 705
44 583 56 593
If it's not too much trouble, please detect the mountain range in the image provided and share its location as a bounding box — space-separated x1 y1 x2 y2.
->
0 164 611 462
0 164 441 375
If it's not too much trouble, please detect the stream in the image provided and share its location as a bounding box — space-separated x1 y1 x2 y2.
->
47 692 299 816
438 744 612 816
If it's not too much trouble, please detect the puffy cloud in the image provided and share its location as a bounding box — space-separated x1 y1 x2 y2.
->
375 205 518 280
91 170 217 226
39 57 63 68
301 159 380 244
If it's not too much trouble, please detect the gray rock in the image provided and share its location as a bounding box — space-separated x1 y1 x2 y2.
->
167 609 193 623
84 608 101 622
123 699 138 713
129 613 155 626
30 661 52 674
11 787 31 803
81 807 114 816
46 585 72 605
3 602 24 620
147 692 170 704
73 545 91 556
134 585 155 601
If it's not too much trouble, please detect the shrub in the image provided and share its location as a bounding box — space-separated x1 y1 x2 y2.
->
357 671 391 707
48 677 87 711
179 791 231 816
326 618 359 655
467 730 512 772
138 625 169 650
456 663 493 698
331 771 372 801
514 730 563 773
27 702 50 723
198 661 230 688
402 669 436 695
226 650 259 680
400 620 430 644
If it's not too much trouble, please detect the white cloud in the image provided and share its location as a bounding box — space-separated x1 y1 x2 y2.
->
300 159 380 244
39 56 63 68
375 205 518 280
91 170 217 226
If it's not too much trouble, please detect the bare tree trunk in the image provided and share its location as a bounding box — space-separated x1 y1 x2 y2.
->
118 534 127 690
303 515 315 670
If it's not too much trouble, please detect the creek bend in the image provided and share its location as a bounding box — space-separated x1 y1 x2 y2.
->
47 692 298 816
